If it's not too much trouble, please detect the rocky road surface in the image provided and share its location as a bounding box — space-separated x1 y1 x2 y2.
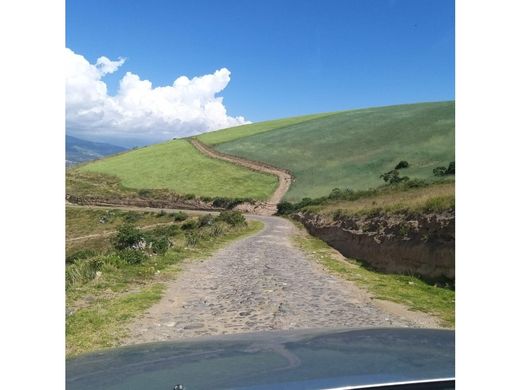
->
124 215 422 345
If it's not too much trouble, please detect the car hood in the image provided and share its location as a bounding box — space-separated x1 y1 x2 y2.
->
66 327 454 390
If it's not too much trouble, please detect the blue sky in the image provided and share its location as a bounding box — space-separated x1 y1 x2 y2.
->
66 0 454 145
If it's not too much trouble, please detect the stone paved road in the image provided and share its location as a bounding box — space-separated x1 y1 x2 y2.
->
125 215 416 344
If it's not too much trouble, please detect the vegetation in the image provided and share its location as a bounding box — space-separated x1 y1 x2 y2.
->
433 161 455 176
76 139 277 200
67 170 267 210
277 181 454 217
197 112 337 145
292 224 455 327
210 102 454 201
66 207 263 356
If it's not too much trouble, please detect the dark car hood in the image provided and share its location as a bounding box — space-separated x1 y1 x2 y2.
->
66 327 454 390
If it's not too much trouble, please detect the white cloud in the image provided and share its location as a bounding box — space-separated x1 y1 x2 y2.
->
65 48 249 144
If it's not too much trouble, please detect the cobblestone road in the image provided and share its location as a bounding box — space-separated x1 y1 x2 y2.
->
125 215 416 344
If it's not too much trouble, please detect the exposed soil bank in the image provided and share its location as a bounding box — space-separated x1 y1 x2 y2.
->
294 211 454 282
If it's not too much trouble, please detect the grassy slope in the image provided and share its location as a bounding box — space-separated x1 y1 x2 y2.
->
210 102 454 202
198 112 336 145
78 139 277 200
302 181 455 217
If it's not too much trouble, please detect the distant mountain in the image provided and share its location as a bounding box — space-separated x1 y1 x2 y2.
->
66 135 127 166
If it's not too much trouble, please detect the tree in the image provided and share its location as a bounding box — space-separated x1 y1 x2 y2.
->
394 160 409 170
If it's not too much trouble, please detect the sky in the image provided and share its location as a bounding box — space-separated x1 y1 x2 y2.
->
66 0 454 147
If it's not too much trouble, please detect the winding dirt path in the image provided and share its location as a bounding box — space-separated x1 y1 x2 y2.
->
189 139 292 215
123 215 439 345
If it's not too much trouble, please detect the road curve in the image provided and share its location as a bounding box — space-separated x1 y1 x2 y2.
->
123 214 423 345
189 139 292 215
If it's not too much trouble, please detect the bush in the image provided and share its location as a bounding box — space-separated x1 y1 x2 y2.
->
157 210 167 217
394 160 410 170
433 167 447 177
277 201 295 215
380 169 408 184
433 161 455 176
402 178 428 189
137 189 153 197
150 236 170 255
216 210 246 226
181 219 198 230
172 211 188 221
198 214 215 227
117 249 147 264
209 223 225 237
123 211 142 223
112 224 145 250
446 161 455 175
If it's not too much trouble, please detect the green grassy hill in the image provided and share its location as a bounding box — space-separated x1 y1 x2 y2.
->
201 101 455 201
78 139 277 200
74 101 454 203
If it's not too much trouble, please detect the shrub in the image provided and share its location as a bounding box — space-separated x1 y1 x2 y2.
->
117 249 147 264
446 161 455 175
181 219 198 230
157 210 167 217
402 178 428 189
433 161 454 176
209 223 225 237
433 167 447 177
198 214 215 227
216 210 246 226
123 211 142 223
173 211 188 221
380 169 408 184
112 224 145 250
277 201 295 215
394 160 410 170
150 236 170 255
137 189 153 197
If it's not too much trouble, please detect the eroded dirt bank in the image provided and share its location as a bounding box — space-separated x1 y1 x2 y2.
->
294 211 455 282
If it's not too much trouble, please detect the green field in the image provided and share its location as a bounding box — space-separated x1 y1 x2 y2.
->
198 112 336 145
78 139 277 200
203 102 455 201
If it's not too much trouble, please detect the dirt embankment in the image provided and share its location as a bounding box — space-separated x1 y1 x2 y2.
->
190 139 293 215
66 194 220 212
294 211 455 282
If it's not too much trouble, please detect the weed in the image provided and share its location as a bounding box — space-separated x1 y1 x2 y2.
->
216 210 246 226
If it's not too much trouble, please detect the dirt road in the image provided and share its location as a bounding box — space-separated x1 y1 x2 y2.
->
124 214 437 345
189 139 292 215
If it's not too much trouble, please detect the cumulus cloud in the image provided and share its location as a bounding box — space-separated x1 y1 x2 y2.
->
65 48 249 144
